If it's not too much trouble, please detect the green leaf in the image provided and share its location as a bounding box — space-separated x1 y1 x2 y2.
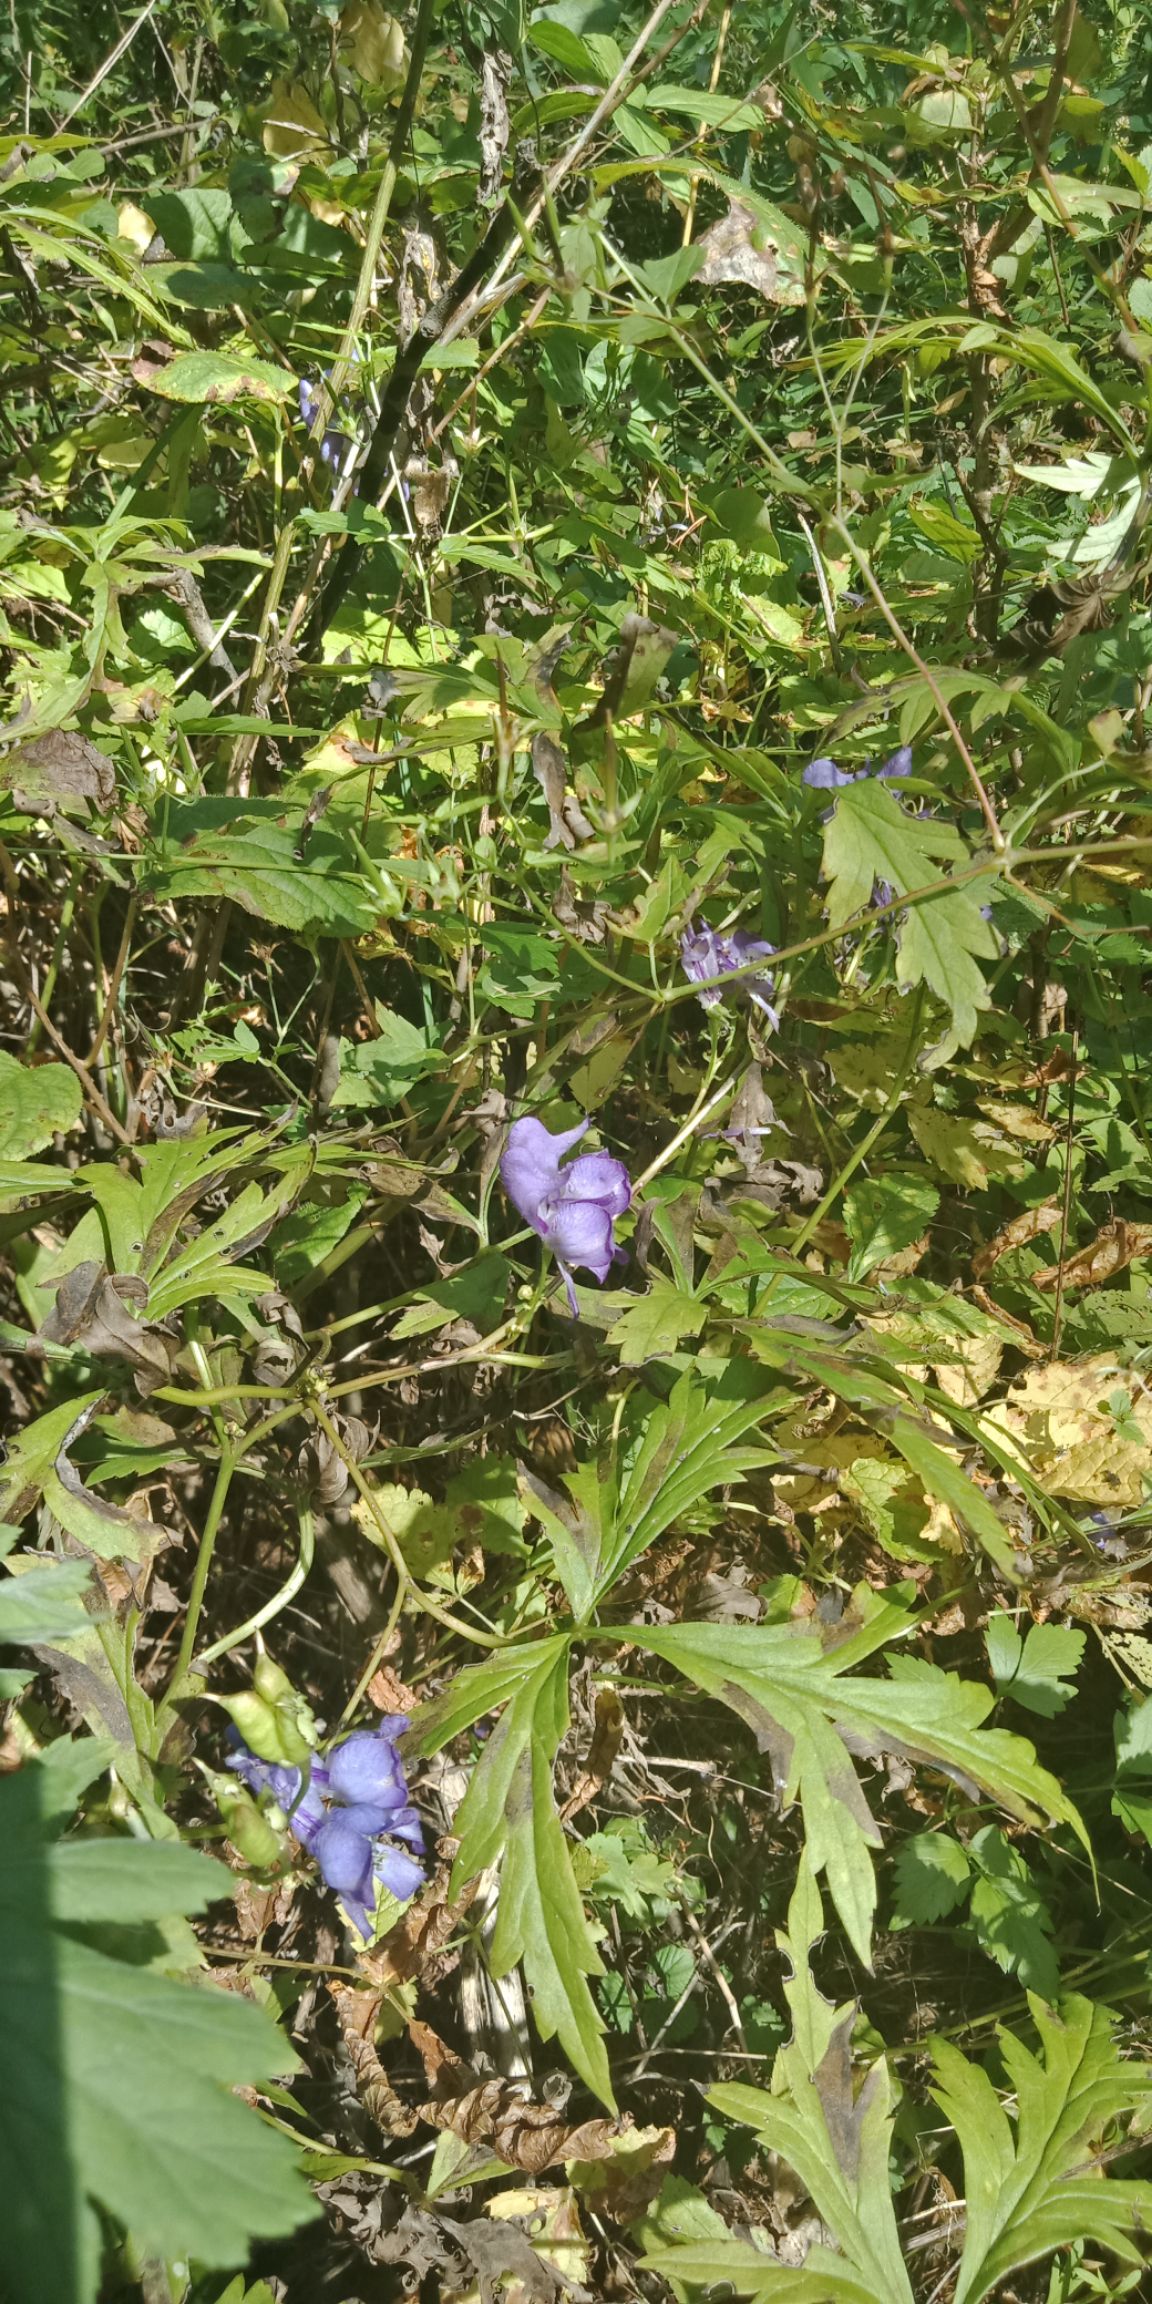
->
410 1635 611 2103
645 83 766 131
642 1863 915 2304
0 1560 94 1646
138 350 295 404
631 1602 1084 1965
821 779 999 1049
0 1766 310 2302
931 1994 1152 2303
606 1280 703 1364
143 800 378 935
967 1825 1059 2001
843 1175 939 1281
0 1053 82 1158
892 1831 971 1923
986 1615 1085 1717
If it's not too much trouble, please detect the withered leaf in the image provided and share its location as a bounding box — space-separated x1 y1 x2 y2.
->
559 1685 625 1822
531 731 595 851
40 1262 178 1390
1033 1217 1152 1293
972 1202 1061 1279
329 1982 418 2136
1 731 116 812
695 199 805 306
578 612 678 731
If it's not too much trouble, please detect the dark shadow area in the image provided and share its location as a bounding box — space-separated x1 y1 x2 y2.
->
0 1759 81 2303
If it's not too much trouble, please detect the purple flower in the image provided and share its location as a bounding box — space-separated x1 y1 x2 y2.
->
501 1115 631 1317
680 927 779 1028
227 1717 424 1938
298 375 356 478
802 745 913 790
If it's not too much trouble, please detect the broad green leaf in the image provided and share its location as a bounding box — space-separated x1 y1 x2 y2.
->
932 1995 1152 2302
644 83 766 131
139 350 295 404
0 1766 310 2302
986 1614 1085 1717
143 801 379 935
0 1396 166 1565
822 778 999 1048
0 1053 82 1158
0 1560 93 1646
642 1863 914 2304
606 1281 703 1364
843 1175 938 1282
631 1605 1084 1964
409 1634 611 2103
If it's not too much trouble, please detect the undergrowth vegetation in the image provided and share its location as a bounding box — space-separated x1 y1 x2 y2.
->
4 0 1152 2297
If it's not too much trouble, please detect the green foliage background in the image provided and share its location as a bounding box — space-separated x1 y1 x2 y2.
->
4 0 1152 2296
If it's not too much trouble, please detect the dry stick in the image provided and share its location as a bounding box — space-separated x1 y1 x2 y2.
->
680 0 734 248
826 514 1005 851
59 0 161 125
1049 1025 1079 1363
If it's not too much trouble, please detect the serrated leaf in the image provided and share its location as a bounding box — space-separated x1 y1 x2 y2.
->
843 1175 938 1282
0 1053 82 1159
986 1615 1085 1717
631 1607 1084 1965
0 1766 310 2301
822 779 998 1047
643 1863 914 2304
931 1994 1152 2302
606 1280 702 1364
892 1831 971 1923
409 1636 611 2104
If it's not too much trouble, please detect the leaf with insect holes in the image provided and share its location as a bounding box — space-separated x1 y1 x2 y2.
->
986 1614 1086 1717
642 1860 915 2304
931 1992 1152 2303
408 1636 611 2105
821 778 999 1050
631 1594 1085 1967
0 1763 310 2303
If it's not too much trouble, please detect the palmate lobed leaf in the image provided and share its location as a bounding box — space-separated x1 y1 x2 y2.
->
408 1635 612 2104
0 1764 311 2303
821 778 999 1049
644 1871 1152 2304
631 1601 1084 1965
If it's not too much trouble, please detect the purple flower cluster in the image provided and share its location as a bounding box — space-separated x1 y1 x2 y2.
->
680 926 779 1027
501 1115 631 1317
229 1718 424 1938
802 744 913 791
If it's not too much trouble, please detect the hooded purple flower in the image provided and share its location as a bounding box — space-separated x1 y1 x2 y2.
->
802 745 912 791
501 1115 631 1317
298 376 356 478
228 1717 424 1938
680 926 779 1027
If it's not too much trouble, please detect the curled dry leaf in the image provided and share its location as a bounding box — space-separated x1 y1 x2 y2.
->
328 1982 418 2136
0 730 116 812
1032 1217 1152 1293
694 199 805 306
972 1201 1062 1278
40 1262 178 1391
410 2017 630 2175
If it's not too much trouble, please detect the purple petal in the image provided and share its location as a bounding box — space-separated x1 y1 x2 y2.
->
500 1115 587 1232
285 1778 327 1852
802 757 857 789
326 1730 406 1808
540 1198 615 1281
877 745 913 779
226 1745 303 1813
374 1844 425 1902
728 931 776 966
386 1804 426 1853
560 1153 631 1216
313 1818 375 1901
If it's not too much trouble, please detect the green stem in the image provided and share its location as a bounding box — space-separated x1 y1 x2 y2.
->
194 1506 316 1668
166 1445 236 1697
772 988 925 1277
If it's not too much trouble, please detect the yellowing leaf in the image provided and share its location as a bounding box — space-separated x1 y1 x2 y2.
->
339 1 407 86
262 78 330 158
988 1358 1152 1506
